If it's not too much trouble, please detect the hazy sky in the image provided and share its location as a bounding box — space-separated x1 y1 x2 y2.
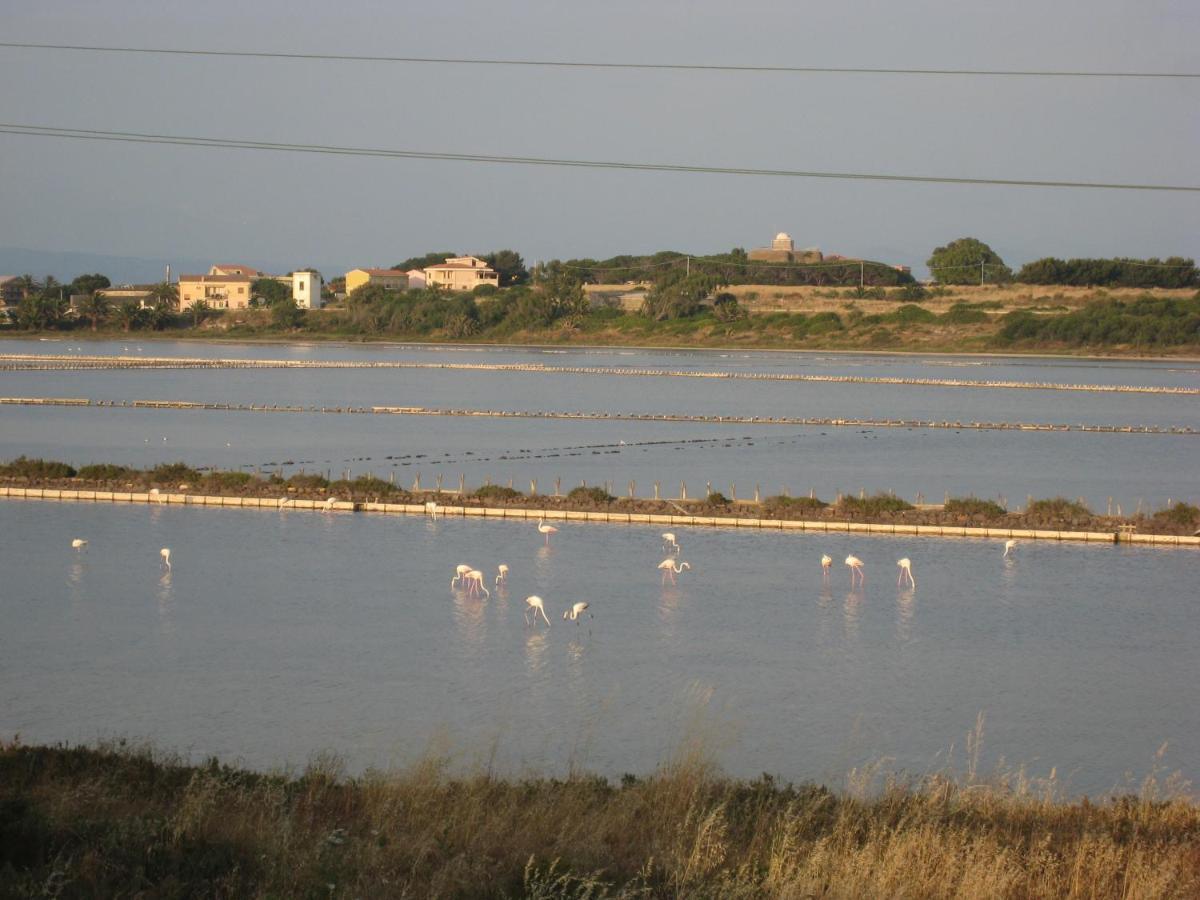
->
1 0 1196 278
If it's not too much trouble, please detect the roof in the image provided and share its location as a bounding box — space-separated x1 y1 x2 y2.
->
179 274 253 283
353 268 408 277
425 262 498 271
210 264 264 276
0 275 18 284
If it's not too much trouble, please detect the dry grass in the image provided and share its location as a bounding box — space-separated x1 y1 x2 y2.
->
1 737 1197 898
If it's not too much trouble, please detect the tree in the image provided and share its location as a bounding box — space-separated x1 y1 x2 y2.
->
393 251 458 271
187 299 211 328
640 270 722 320
483 249 528 286
68 273 111 296
252 277 291 306
532 261 587 320
146 282 179 311
112 300 149 333
77 293 110 331
14 274 39 301
711 292 744 322
14 296 64 330
269 297 305 329
927 237 1012 285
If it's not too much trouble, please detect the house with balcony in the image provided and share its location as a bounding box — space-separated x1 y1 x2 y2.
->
179 273 253 310
423 256 499 292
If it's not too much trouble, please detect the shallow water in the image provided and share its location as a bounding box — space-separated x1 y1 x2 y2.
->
1 340 1197 510
2 500 1196 795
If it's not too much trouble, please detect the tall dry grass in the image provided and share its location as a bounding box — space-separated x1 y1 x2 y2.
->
1 736 1197 898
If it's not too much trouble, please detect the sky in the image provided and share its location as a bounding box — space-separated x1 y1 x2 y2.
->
0 0 1196 280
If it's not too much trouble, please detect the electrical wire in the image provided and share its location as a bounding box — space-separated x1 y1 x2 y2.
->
1 41 1196 79
1 123 1195 192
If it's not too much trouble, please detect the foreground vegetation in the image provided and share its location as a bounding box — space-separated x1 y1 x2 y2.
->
3 457 1197 536
1 740 1197 898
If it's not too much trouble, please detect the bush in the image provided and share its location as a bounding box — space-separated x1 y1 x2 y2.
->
884 304 937 325
1025 497 1092 519
941 303 990 325
0 456 76 479
77 463 137 481
286 473 330 490
472 484 524 501
1148 501 1199 529
331 475 402 496
945 496 1007 519
566 485 615 504
762 495 827 513
705 491 731 506
839 493 914 516
202 471 256 490
149 462 201 484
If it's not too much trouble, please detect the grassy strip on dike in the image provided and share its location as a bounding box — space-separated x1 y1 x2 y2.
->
3 456 1199 536
0 738 1197 898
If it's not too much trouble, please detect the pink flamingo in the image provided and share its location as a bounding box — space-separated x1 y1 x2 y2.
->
451 563 471 588
563 601 591 623
464 569 490 599
845 554 865 587
537 518 558 545
524 595 551 627
897 557 916 588
658 559 690 585
821 554 832 580
495 563 509 586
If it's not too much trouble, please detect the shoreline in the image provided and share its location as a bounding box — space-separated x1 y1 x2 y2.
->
6 330 1200 364
4 484 1196 547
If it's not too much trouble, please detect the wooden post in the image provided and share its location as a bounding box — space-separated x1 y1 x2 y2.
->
459 474 465 495
654 481 660 500
531 479 538 496
680 481 687 500
413 473 421 492
731 483 736 501
628 480 635 499
754 484 760 503
555 477 561 497
435 473 443 492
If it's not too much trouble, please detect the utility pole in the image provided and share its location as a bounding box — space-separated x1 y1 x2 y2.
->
860 260 865 289
980 259 986 286
686 255 690 277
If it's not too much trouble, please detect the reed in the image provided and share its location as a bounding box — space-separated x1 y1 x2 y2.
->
1 738 1196 898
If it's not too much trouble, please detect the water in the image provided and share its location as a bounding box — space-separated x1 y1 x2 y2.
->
2 500 1196 796
1 339 1198 510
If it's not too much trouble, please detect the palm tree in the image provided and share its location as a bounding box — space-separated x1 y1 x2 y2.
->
77 293 110 331
14 275 39 301
187 298 211 328
112 300 141 333
147 281 179 312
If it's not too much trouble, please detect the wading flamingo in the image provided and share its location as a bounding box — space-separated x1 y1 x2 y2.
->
897 557 916 588
464 569 490 599
845 555 865 587
322 496 337 512
658 559 691 585
451 563 471 588
821 554 832 579
495 563 509 586
662 532 680 553
160 548 172 571
149 488 164 503
1003 539 1018 558
278 497 292 509
425 500 439 519
71 538 88 551
563 601 591 623
537 518 558 545
524 595 551 627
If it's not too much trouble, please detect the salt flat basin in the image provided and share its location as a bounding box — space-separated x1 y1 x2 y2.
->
2 500 1196 796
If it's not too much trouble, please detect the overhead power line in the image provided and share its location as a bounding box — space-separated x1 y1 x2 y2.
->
1 41 1197 79
1 123 1196 192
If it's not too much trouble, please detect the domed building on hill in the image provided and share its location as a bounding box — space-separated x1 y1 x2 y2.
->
748 232 823 263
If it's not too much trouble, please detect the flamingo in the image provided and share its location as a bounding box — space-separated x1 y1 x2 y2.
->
451 563 471 588
897 557 916 588
524 595 551 627
278 497 292 509
495 563 509 586
71 538 88 551
537 518 558 545
658 559 690 585
160 547 172 571
464 570 490 599
845 554 865 587
662 532 680 553
563 601 591 623
1003 539 1018 558
322 496 337 511
425 500 439 519
821 554 832 579
149 487 164 503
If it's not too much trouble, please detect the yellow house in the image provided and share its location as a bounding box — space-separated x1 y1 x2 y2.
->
423 256 499 291
178 274 252 310
345 268 410 295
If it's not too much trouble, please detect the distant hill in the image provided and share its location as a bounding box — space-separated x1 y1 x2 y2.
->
0 247 345 285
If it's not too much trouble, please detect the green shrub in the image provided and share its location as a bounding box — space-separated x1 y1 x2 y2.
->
705 491 731 506
885 304 937 325
945 496 1007 518
1025 497 1092 518
332 475 401 496
202 471 256 490
762 495 827 513
941 303 990 325
472 484 524 501
77 463 137 481
286 473 330 490
567 485 615 504
1149 501 1199 528
0 456 76 479
149 462 201 484
839 493 914 515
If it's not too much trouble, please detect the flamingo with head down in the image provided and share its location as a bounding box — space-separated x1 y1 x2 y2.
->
658 559 690 585
845 555 865 587
897 557 916 588
524 595 551 627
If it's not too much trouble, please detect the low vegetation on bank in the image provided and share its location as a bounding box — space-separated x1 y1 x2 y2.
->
1 740 1196 898
3 457 1198 536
